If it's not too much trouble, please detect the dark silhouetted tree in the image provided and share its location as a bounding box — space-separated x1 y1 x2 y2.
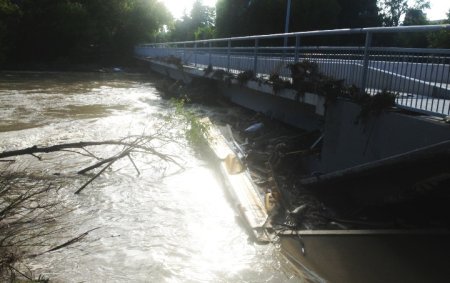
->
0 0 21 64
2 0 171 68
336 0 381 28
401 8 429 47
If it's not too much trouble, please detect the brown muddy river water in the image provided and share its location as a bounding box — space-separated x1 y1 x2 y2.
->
0 72 300 282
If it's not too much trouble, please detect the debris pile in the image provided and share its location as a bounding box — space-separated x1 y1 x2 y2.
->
206 108 337 231
214 109 450 231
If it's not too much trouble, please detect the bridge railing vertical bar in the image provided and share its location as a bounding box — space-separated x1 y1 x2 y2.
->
361 32 373 92
431 55 441 113
408 52 416 109
227 40 231 72
371 50 379 93
209 42 212 66
396 50 406 107
254 38 259 76
344 49 351 86
413 53 421 110
427 55 435 112
325 49 331 79
418 53 426 110
435 57 444 114
338 49 344 83
405 52 414 108
194 42 198 67
294 35 300 63
443 56 450 115
426 54 435 112
419 53 427 109
378 50 388 94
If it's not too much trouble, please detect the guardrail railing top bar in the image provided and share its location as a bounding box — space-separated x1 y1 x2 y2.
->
140 24 450 47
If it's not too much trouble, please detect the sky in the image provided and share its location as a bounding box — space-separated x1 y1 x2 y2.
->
163 0 217 19
162 0 450 21
425 0 450 20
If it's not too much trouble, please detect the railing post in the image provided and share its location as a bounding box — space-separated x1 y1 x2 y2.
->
183 43 186 63
253 38 259 76
227 39 231 72
294 35 300 63
209 41 212 66
194 42 198 67
283 35 288 59
361 32 372 93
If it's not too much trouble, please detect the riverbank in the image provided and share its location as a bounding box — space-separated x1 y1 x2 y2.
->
0 58 151 74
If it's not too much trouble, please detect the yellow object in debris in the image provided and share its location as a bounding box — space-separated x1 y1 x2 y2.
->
265 192 276 213
224 154 244 175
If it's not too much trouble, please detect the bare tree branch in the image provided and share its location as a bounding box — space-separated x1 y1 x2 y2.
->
75 160 115 195
127 154 140 176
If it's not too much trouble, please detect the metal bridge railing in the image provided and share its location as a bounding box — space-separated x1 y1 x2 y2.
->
135 25 450 117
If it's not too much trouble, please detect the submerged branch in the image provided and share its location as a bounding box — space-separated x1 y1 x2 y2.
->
75 161 115 194
38 227 100 255
0 140 139 159
77 149 131 175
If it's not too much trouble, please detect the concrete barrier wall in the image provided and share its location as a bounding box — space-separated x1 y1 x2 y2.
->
147 60 324 131
320 100 450 173
220 83 323 131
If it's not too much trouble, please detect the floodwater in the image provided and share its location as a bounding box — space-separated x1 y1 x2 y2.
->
0 72 300 282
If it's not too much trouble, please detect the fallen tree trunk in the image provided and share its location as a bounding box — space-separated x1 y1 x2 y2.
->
0 136 183 194
1 140 139 159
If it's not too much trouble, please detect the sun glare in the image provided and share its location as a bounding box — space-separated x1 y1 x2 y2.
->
162 0 218 19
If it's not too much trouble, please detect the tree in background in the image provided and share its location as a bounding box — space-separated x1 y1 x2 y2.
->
403 8 428 25
215 0 381 39
290 0 341 32
0 0 21 65
167 0 215 41
336 0 380 28
192 1 216 40
215 0 248 38
428 9 450 48
109 0 171 60
1 0 171 68
379 0 430 26
401 8 429 47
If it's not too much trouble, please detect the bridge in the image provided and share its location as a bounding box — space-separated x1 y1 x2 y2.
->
135 25 450 117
